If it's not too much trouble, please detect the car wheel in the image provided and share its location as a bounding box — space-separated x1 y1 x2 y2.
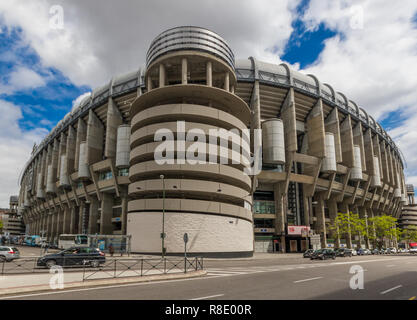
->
90 260 99 268
332 256 336 260
0 256 5 262
46 260 56 269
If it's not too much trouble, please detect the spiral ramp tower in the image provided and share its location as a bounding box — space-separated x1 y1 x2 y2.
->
128 27 254 257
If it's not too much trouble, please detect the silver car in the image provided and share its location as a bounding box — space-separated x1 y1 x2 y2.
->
0 246 20 262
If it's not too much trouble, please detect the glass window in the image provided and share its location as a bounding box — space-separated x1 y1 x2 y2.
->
99 171 113 181
118 168 129 176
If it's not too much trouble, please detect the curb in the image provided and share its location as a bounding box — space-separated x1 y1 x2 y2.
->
0 270 207 298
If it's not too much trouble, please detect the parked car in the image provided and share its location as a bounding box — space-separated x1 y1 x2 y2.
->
371 249 380 255
351 249 357 256
310 249 336 260
398 248 408 253
303 249 315 258
37 247 105 268
363 249 371 255
357 248 365 255
388 247 397 254
335 248 352 257
410 247 417 254
0 246 20 262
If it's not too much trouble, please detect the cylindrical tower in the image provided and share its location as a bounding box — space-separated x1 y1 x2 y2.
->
128 26 253 257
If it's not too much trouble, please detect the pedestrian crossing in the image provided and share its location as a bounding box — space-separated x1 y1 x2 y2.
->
205 264 327 277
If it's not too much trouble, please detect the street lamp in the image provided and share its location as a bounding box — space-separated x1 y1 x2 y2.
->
160 174 166 258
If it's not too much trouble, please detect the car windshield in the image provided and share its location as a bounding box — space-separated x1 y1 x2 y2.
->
315 249 325 253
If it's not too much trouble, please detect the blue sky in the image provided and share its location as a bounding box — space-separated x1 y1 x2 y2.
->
0 27 90 131
0 0 417 207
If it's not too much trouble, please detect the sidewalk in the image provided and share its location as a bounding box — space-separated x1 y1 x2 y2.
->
0 268 206 297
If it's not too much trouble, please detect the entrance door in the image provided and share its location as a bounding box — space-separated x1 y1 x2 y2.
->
300 240 307 251
290 240 298 252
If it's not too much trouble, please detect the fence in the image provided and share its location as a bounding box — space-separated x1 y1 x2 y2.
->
82 257 204 281
0 256 204 281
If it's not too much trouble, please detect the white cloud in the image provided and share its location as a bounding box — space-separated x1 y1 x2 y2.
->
299 0 417 186
0 66 46 94
0 0 300 88
0 100 47 207
71 91 91 111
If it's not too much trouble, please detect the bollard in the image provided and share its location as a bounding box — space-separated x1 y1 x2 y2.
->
141 259 143 276
114 259 117 278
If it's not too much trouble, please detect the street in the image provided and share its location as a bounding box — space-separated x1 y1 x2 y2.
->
2 254 417 300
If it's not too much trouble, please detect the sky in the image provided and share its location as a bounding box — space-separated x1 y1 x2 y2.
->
0 0 417 207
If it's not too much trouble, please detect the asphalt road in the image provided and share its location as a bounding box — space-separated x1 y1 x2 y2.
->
3 254 417 300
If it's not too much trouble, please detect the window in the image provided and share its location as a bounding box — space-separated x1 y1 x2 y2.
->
99 171 113 181
118 168 129 176
254 219 274 228
253 201 275 214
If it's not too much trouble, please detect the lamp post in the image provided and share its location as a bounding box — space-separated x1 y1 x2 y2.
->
160 174 166 258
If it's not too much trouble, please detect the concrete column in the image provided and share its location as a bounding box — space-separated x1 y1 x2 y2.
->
69 206 78 234
273 183 286 253
182 58 188 85
78 201 85 234
159 63 166 88
66 126 76 174
315 194 327 248
224 72 229 91
121 194 128 235
86 109 104 165
88 196 99 234
359 207 370 249
105 98 123 159
206 61 212 87
147 75 153 91
50 212 56 243
340 202 352 248
62 205 71 234
56 208 63 237
74 118 87 171
328 198 341 248
100 193 114 234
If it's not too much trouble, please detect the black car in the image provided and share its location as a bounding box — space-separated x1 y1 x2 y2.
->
310 249 336 260
37 247 106 268
335 248 352 257
303 249 315 258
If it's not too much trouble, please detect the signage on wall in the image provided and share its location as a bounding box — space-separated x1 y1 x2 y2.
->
287 226 310 236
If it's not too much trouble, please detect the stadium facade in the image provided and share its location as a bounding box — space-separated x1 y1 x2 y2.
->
17 26 408 256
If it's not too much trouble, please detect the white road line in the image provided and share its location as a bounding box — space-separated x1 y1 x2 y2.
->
293 277 323 283
386 265 396 267
191 294 224 300
380 285 402 295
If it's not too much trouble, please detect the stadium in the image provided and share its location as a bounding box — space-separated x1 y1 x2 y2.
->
17 26 408 257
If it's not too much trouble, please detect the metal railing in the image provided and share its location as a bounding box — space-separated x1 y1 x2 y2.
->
0 256 204 281
82 257 204 281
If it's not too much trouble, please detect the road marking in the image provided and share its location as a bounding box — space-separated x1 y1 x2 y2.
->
386 265 396 267
380 285 403 295
409 296 416 300
293 277 323 283
191 294 224 300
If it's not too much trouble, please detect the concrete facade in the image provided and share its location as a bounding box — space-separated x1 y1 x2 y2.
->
18 26 406 256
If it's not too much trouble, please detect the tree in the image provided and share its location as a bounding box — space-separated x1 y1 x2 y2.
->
401 226 417 247
368 215 399 248
327 212 365 248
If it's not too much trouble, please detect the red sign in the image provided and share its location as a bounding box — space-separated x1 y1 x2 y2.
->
409 242 417 248
287 226 310 235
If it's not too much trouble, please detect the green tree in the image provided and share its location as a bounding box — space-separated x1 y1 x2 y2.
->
368 215 399 248
327 212 365 248
401 226 417 247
